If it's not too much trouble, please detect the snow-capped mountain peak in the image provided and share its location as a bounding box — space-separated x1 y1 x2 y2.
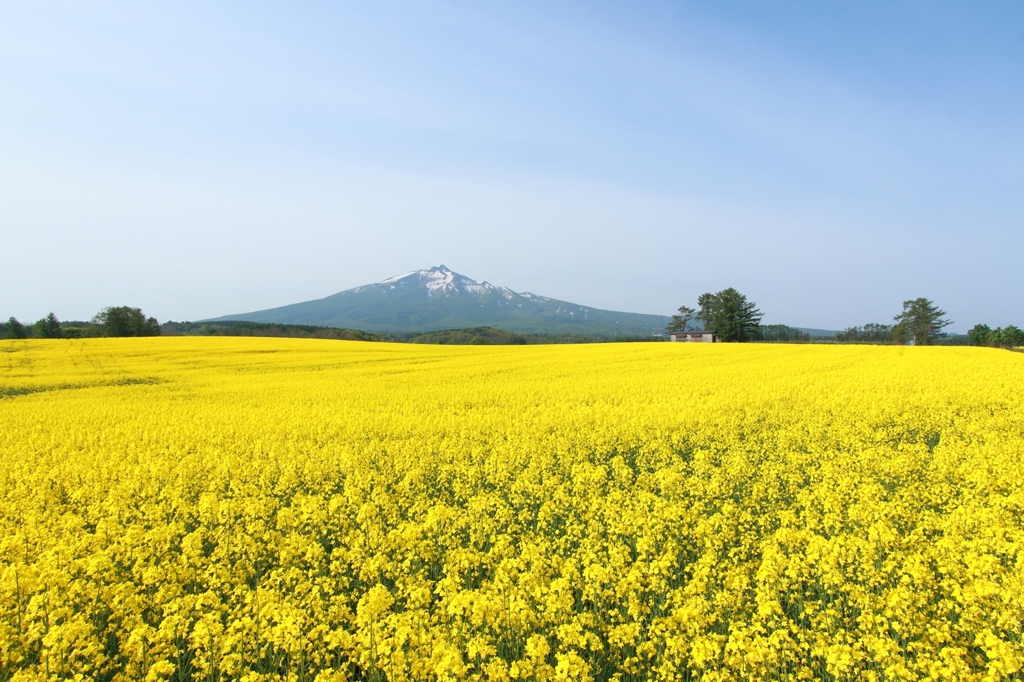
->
373 265 506 297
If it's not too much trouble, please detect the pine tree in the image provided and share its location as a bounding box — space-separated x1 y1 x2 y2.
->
5 317 29 339
33 312 63 338
893 298 951 345
666 306 696 333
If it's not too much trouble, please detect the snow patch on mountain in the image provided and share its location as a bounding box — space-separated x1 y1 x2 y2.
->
423 268 456 293
365 265 525 299
380 270 419 284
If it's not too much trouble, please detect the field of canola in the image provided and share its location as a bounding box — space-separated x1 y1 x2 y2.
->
2 337 1024 682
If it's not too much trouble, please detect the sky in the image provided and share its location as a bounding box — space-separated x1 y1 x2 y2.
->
2 1 1022 331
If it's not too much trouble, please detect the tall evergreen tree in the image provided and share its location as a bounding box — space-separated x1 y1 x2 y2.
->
33 312 62 338
697 293 715 331
893 298 951 345
5 317 29 339
709 288 763 342
666 305 696 333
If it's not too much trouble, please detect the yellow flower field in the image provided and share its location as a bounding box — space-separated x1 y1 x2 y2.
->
2 337 1023 681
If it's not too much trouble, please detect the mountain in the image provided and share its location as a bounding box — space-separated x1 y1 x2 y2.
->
209 265 671 336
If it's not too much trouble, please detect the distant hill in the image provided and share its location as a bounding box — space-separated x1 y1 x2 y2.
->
209 265 672 337
794 327 840 338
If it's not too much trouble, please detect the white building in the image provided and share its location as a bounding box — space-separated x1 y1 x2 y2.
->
670 331 716 342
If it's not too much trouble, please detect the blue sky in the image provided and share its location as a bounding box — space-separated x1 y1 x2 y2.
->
2 1 1022 331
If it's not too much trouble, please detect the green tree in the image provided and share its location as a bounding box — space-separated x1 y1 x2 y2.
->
759 324 808 342
893 298 951 345
836 327 860 343
666 305 696 333
968 324 992 346
697 293 715 331
994 325 1024 349
1008 326 1024 348
5 317 29 339
92 306 161 337
699 288 763 342
864 323 894 343
32 312 62 338
836 323 896 344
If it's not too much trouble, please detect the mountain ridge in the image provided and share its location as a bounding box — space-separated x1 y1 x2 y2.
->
209 265 672 337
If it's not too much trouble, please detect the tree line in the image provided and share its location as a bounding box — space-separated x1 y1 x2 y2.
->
163 321 661 345
4 299 1020 349
669 291 1021 348
967 324 1024 349
2 307 160 339
835 300 953 345
2 313 661 346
